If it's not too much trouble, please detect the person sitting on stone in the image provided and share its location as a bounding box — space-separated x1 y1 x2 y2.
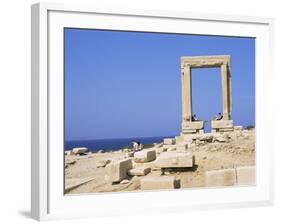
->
214 112 223 120
192 114 199 121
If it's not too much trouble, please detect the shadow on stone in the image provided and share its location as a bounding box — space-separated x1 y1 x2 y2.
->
161 164 198 173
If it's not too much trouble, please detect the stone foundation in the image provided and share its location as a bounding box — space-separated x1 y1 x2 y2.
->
236 166 255 185
182 121 204 134
205 165 256 187
211 120 234 132
205 168 236 187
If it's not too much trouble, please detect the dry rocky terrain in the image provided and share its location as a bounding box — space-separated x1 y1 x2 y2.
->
65 128 255 194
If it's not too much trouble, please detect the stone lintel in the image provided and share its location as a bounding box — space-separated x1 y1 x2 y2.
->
181 55 231 68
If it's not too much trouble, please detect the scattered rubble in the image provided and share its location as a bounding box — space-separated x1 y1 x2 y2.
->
134 149 156 163
215 137 227 143
128 167 151 176
105 158 132 183
163 138 176 145
65 129 255 194
72 147 88 155
126 151 135 157
96 159 111 168
64 150 72 156
120 179 129 184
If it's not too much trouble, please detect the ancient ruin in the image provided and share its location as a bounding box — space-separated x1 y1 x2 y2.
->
181 55 233 134
64 55 255 194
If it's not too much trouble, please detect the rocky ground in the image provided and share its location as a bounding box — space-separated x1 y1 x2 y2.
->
65 128 255 194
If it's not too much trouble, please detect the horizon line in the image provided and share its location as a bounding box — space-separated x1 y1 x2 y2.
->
65 135 175 142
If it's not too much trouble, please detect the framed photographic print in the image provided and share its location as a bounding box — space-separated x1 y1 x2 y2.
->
31 2 274 221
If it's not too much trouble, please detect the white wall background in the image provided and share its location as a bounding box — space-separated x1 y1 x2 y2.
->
0 0 279 223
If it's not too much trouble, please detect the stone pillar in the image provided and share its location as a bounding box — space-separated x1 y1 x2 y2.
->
181 67 187 125
221 64 229 120
182 65 192 124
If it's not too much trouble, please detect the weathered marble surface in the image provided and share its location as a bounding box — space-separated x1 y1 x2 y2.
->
181 55 232 135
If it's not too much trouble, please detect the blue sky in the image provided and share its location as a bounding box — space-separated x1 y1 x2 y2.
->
64 28 255 141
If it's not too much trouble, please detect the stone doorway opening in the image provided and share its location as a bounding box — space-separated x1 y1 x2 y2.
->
191 67 222 133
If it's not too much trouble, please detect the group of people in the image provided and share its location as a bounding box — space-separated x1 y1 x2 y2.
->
132 141 143 152
191 112 223 122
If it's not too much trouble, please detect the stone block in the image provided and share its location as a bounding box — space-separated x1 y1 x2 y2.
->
140 176 179 190
177 143 188 151
155 152 194 168
198 134 214 142
187 142 196 148
184 121 204 130
175 136 184 143
205 168 236 187
96 159 111 168
182 129 197 134
215 136 227 143
234 126 243 130
180 134 195 143
126 151 135 157
133 160 157 171
236 166 255 185
120 179 129 184
64 150 72 156
134 149 156 163
128 167 151 176
181 55 231 68
163 138 175 145
219 128 234 132
166 146 176 152
72 147 88 155
211 120 233 129
154 143 163 148
106 158 133 183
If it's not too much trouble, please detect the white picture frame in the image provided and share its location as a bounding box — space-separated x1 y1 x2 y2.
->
31 2 274 221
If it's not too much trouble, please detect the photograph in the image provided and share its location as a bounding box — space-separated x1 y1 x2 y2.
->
63 28 256 194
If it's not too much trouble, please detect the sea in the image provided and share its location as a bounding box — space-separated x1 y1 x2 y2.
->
65 136 172 152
